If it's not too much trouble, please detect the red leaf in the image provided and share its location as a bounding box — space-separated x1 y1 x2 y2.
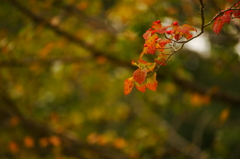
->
138 59 147 68
174 34 181 40
145 34 158 54
151 21 162 30
233 9 240 18
213 10 233 35
124 77 134 95
171 25 181 40
133 68 148 84
147 45 156 54
221 10 232 23
146 73 158 91
138 59 147 65
151 21 170 34
179 24 197 39
213 17 224 35
156 39 171 52
143 30 151 40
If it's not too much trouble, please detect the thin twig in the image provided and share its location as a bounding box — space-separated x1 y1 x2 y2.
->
6 0 240 106
204 0 240 28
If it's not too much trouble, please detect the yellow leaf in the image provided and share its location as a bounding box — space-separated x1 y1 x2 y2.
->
190 93 210 107
220 108 230 123
113 138 127 149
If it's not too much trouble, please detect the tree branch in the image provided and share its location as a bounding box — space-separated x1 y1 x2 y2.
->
204 0 240 28
131 101 210 159
6 0 129 68
5 0 240 107
0 56 92 67
0 89 131 159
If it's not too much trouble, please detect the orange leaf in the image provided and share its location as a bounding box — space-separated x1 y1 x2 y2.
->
179 24 197 39
87 133 99 144
39 137 49 148
138 60 156 71
24 136 34 148
220 108 230 123
151 20 170 34
133 68 148 84
135 82 146 92
145 34 158 54
113 138 127 149
124 77 134 95
146 73 158 91
151 21 162 30
156 39 171 52
154 54 167 66
49 136 61 147
9 141 19 153
145 63 156 72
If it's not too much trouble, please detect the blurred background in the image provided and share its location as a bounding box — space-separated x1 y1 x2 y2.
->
1 0 240 159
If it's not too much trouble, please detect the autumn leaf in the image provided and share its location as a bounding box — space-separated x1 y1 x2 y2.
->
135 82 146 92
151 20 162 30
137 60 156 71
9 141 19 153
145 62 156 71
221 10 232 23
233 9 240 18
39 137 48 148
154 54 167 66
144 34 158 54
179 24 197 39
219 108 230 123
113 138 127 149
156 39 171 52
146 73 158 91
213 17 224 35
213 11 232 35
151 20 171 34
124 77 134 95
171 24 197 40
143 30 152 40
49 136 61 147
171 25 181 40
133 68 148 84
24 136 34 148
138 59 147 66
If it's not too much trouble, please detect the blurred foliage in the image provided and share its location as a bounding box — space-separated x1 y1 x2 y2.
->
1 0 240 159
